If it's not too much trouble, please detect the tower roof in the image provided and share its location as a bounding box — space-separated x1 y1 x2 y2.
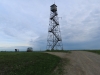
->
50 4 57 7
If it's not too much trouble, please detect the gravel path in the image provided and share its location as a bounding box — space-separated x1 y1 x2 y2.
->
46 51 100 75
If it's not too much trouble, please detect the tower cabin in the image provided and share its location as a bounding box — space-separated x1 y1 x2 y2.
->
51 4 57 12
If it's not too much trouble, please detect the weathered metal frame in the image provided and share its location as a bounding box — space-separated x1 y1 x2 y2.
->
47 4 63 50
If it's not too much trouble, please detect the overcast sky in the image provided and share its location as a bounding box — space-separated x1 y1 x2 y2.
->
0 0 100 51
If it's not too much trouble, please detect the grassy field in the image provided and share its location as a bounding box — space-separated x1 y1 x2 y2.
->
87 50 100 54
0 52 61 75
46 50 71 53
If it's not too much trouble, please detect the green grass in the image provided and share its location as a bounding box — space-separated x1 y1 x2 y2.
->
0 52 61 75
53 58 70 75
86 50 100 54
46 50 71 53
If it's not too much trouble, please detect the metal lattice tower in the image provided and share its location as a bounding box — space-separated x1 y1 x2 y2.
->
47 4 63 50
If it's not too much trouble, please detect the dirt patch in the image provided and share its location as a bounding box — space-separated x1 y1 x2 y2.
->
46 51 100 75
46 52 68 58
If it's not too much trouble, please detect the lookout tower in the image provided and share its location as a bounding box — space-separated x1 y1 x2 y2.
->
47 4 63 50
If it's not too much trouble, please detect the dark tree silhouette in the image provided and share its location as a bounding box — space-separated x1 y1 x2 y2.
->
27 47 33 52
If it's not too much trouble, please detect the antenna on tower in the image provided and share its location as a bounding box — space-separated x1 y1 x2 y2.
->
54 0 55 4
52 0 55 4
59 17 62 19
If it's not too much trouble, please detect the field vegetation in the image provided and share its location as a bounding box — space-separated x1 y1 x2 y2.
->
46 50 71 53
87 50 100 54
0 52 61 75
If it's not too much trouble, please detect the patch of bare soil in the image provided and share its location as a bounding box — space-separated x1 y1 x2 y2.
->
46 51 100 75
